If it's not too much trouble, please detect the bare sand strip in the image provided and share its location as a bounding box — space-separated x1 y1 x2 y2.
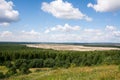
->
26 44 120 51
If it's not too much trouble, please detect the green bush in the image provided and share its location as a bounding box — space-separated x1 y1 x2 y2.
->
6 66 17 77
19 63 30 74
29 59 43 68
5 61 13 68
0 72 5 79
14 59 28 69
44 58 55 67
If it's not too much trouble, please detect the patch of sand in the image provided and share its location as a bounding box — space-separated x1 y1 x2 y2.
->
26 44 120 51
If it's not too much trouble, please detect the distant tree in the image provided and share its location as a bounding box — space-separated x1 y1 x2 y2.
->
63 59 70 68
103 56 113 65
5 61 13 68
29 59 43 68
72 58 81 66
19 63 30 74
14 59 28 69
6 66 17 77
55 56 63 67
44 58 55 67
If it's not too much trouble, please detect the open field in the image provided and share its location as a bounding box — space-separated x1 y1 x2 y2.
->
6 65 120 80
26 44 120 51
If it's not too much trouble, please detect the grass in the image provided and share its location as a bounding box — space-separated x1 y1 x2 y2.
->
0 66 8 74
5 65 120 80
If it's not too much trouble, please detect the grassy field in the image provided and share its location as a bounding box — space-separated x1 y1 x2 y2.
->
4 65 120 80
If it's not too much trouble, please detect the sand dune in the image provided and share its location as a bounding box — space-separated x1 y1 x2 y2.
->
26 44 120 51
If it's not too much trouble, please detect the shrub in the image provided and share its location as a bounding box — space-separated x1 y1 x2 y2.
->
14 59 28 69
5 61 13 68
44 58 55 67
19 63 30 74
29 59 43 68
6 66 17 77
0 72 5 79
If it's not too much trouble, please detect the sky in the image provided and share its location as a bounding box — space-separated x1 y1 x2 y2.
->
0 0 120 42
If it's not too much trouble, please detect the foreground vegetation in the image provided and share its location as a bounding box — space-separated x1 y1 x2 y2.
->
0 44 120 79
4 65 120 80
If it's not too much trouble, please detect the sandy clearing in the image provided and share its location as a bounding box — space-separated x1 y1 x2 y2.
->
26 44 120 51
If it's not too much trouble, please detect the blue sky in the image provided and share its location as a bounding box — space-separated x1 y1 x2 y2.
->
0 0 120 42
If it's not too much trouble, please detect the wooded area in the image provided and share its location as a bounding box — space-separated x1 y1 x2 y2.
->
0 44 120 79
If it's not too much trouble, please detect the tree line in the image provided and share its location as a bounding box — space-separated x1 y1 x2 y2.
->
0 44 120 67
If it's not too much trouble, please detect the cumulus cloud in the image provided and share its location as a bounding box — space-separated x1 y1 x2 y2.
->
0 31 13 37
0 0 19 26
50 33 82 42
20 30 41 41
87 0 120 12
45 24 80 33
41 0 92 21
21 30 40 36
84 29 103 36
105 25 116 31
45 25 119 42
0 22 10 26
0 31 14 41
0 30 41 42
105 25 120 37
84 29 100 33
113 31 120 37
0 26 120 42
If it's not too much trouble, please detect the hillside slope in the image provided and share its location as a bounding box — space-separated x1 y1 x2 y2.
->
7 65 120 80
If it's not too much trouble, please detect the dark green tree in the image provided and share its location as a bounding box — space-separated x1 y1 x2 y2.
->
44 58 55 67
29 59 43 68
6 66 17 77
5 61 13 68
14 59 28 69
19 63 30 74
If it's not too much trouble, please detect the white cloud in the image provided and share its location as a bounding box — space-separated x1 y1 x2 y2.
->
105 25 116 31
45 24 80 33
105 25 120 37
87 0 120 12
0 31 13 37
50 33 82 42
41 0 92 21
84 29 103 37
0 31 14 41
45 29 50 33
0 0 19 26
113 31 120 37
19 30 41 41
1 30 42 42
21 30 40 36
0 26 120 42
0 22 10 26
84 29 100 33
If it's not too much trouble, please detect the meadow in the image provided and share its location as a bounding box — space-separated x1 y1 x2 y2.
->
1 65 120 80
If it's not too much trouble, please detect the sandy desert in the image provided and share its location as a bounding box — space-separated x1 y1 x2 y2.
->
26 44 120 51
